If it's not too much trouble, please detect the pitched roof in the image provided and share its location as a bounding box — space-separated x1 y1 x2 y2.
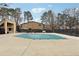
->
21 21 43 25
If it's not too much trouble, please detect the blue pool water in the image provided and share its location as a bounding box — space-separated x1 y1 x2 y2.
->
16 34 64 40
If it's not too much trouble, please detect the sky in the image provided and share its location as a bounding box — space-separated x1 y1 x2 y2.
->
8 3 79 23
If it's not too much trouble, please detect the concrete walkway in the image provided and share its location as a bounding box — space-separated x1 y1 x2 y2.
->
0 33 79 56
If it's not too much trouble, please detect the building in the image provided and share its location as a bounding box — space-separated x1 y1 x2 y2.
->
20 21 43 30
20 21 52 31
0 19 16 34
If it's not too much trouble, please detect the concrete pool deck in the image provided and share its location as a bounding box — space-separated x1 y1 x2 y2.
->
0 33 79 56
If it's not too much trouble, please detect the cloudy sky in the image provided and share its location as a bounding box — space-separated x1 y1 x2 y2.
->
8 3 79 23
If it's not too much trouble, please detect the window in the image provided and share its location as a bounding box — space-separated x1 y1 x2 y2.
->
9 28 11 31
28 28 31 30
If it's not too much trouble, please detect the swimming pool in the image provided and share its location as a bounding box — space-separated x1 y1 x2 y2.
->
16 33 64 40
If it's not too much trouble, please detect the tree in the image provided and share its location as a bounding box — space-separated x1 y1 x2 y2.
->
14 8 21 25
0 3 9 20
8 8 15 20
41 11 48 30
66 17 77 30
57 13 62 29
24 11 33 22
0 7 9 20
48 10 54 31
40 10 55 31
57 13 69 30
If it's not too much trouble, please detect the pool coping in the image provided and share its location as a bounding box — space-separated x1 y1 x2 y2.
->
15 33 79 40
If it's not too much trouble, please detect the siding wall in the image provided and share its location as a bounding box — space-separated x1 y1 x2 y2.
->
21 22 43 30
